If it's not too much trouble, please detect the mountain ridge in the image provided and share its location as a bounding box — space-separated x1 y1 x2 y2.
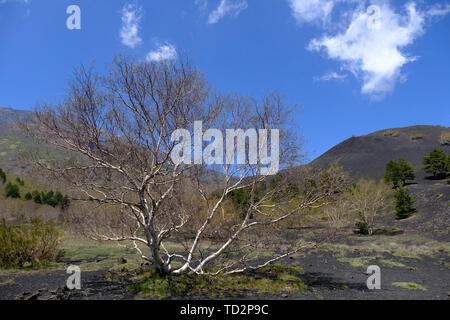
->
310 124 450 181
0 107 448 182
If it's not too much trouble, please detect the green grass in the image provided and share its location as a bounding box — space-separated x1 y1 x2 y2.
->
0 236 287 276
379 259 412 269
58 239 148 272
337 256 374 268
0 261 64 275
0 238 140 275
0 133 83 174
411 134 423 140
127 264 307 299
392 282 427 291
322 234 450 260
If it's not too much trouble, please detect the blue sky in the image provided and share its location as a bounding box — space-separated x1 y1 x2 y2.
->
1 0 449 161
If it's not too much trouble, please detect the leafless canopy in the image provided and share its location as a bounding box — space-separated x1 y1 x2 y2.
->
23 55 345 275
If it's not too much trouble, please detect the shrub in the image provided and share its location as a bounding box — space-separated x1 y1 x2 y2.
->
24 192 32 200
422 148 449 178
383 158 415 187
354 222 369 235
5 182 20 198
350 179 393 235
383 130 399 137
0 218 63 268
32 190 42 204
15 177 24 186
42 190 57 207
0 168 6 184
394 187 416 220
411 134 423 140
28 189 70 209
439 131 450 145
227 182 266 219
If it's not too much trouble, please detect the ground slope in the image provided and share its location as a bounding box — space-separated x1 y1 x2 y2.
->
310 125 449 181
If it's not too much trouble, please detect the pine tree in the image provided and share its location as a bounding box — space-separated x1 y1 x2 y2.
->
5 183 20 199
394 187 416 220
422 148 449 178
384 158 415 187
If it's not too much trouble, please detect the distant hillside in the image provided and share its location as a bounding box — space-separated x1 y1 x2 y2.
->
1 107 449 183
0 107 31 134
310 125 450 181
0 107 67 176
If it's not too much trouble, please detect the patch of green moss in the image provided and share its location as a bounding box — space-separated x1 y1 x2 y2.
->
127 264 307 298
392 282 426 291
337 256 374 268
379 259 410 269
411 134 423 140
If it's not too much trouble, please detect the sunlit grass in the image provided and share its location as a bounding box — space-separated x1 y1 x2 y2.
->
392 282 427 291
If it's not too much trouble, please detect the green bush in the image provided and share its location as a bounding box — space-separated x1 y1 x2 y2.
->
5 182 21 199
27 189 70 209
15 177 24 186
32 190 42 204
227 182 266 219
0 218 63 268
354 222 369 235
24 192 32 200
394 187 416 220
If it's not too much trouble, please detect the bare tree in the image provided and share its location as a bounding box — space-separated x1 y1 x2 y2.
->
23 55 345 275
350 179 393 235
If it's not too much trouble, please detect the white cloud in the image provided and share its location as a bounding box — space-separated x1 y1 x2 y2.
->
308 3 425 97
288 0 336 24
288 1 450 98
195 0 208 12
314 71 348 81
0 0 30 4
208 0 248 24
146 43 177 62
427 3 450 17
120 2 143 48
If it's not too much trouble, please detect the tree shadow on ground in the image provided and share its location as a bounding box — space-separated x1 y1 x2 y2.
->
300 272 368 291
424 174 448 181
